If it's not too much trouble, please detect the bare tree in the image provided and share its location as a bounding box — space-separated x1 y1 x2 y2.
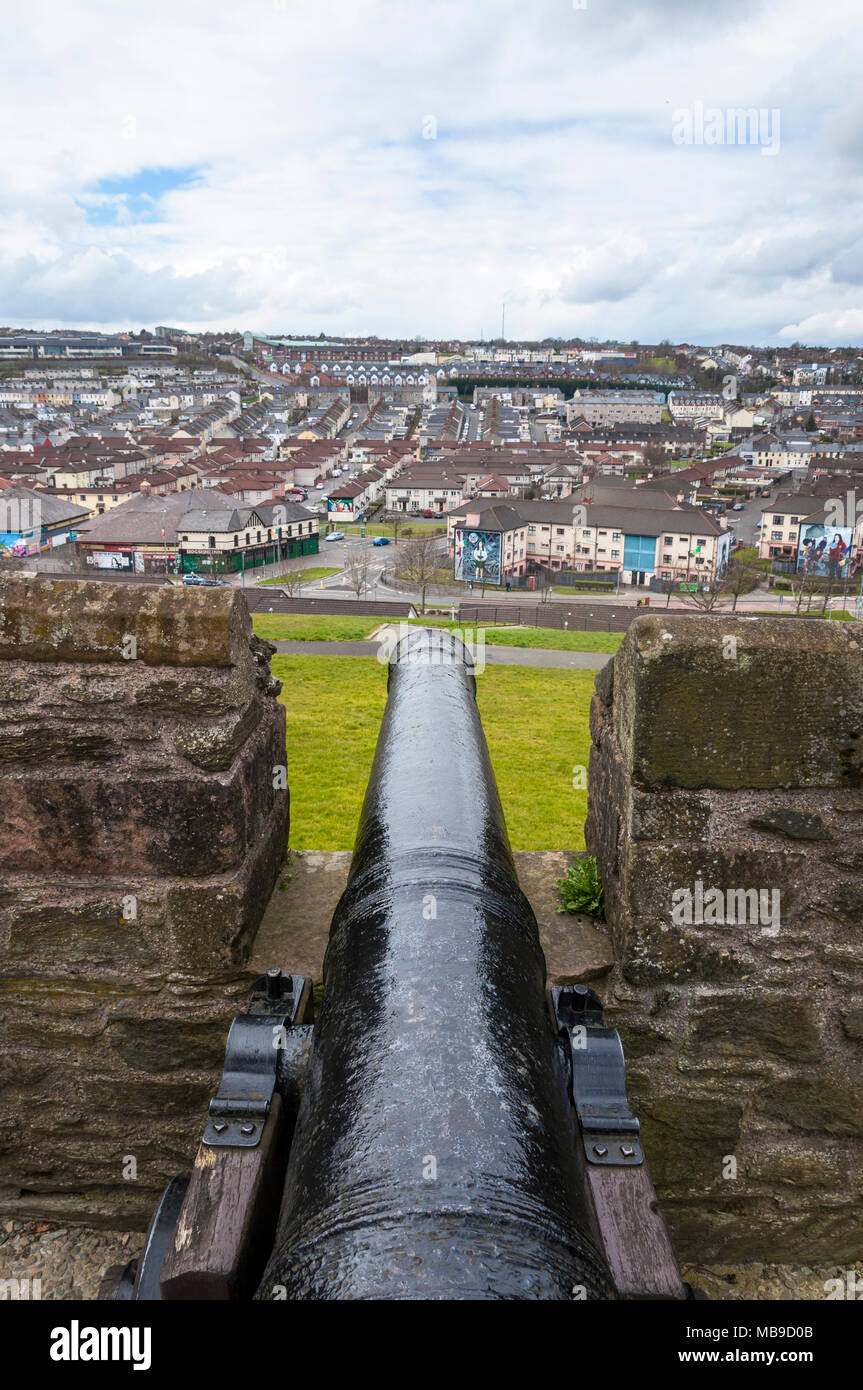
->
398 532 441 612
791 567 820 615
278 568 303 597
724 552 757 612
534 565 554 603
345 554 367 600
678 573 730 612
642 442 667 475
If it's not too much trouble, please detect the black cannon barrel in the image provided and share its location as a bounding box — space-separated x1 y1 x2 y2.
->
258 627 615 1300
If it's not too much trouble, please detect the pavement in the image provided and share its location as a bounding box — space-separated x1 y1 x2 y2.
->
270 638 611 668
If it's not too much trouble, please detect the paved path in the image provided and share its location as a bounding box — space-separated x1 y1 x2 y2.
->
271 639 610 668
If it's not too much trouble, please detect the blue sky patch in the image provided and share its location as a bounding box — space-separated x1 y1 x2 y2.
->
78 166 204 225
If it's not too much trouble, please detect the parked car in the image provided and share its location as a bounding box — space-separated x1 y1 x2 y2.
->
761 489 771 497
732 502 745 511
325 530 345 542
372 535 390 547
182 573 207 585
421 508 435 518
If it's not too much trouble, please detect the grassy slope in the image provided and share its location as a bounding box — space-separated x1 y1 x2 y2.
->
273 653 593 851
254 613 623 651
252 613 381 641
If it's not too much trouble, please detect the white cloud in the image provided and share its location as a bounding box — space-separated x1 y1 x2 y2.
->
0 0 861 342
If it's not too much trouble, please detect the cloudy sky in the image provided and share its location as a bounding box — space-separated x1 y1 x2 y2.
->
2 0 862 344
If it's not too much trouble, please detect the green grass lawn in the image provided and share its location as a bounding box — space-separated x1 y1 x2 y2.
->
252 613 381 641
552 584 617 595
254 613 623 652
274 654 593 851
485 627 623 653
256 567 340 586
340 521 448 538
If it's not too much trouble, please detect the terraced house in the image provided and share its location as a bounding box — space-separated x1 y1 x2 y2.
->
446 486 732 587
177 499 319 575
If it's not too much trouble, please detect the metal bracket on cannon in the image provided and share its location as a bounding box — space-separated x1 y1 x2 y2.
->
552 983 686 1300
99 966 313 1301
553 983 643 1168
203 968 304 1150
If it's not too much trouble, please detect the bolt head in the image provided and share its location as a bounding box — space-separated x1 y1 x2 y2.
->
620 1144 636 1158
212 1120 228 1134
240 1123 256 1136
592 1143 608 1158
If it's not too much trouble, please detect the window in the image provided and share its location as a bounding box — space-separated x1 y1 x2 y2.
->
663 554 672 564
208 536 215 549
612 532 621 541
773 516 782 525
233 536 238 546
664 536 673 544
611 549 620 559
789 532 797 542
790 516 799 525
771 530 783 540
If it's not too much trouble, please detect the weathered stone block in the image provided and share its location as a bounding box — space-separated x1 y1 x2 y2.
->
687 992 824 1064
628 786 712 842
749 809 832 841
636 1093 743 1187
172 697 261 771
0 725 119 764
759 1071 863 1136
0 574 250 668
7 898 159 971
614 616 863 790
839 1002 863 1039
621 920 755 985
105 1014 229 1073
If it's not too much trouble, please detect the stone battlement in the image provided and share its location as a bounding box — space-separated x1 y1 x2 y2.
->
0 577 289 1226
586 615 863 1262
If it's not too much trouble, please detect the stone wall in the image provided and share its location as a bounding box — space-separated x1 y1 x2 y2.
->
0 576 288 1227
586 614 863 1263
